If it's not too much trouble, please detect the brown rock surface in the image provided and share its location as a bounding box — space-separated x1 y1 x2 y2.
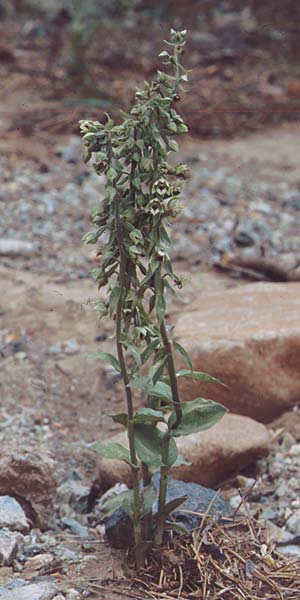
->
174 282 300 422
0 447 57 530
95 414 271 489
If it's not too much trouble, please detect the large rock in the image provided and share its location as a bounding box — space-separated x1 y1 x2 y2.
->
95 414 270 489
174 282 300 422
0 447 57 530
0 582 58 600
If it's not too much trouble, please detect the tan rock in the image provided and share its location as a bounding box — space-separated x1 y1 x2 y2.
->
174 282 300 422
0 446 57 530
95 414 270 488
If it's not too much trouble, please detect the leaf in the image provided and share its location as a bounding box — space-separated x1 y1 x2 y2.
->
132 408 165 425
168 139 179 152
155 293 166 324
128 374 152 394
102 490 134 517
140 483 156 517
156 496 187 519
169 398 227 437
88 351 120 372
107 167 117 181
108 285 120 316
90 441 132 465
134 425 178 471
150 380 172 402
141 338 161 364
123 342 142 368
173 342 192 370
176 370 225 386
112 413 128 427
164 521 188 535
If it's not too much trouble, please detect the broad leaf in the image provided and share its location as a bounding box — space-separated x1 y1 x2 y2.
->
134 425 178 471
102 490 133 517
176 369 224 386
112 413 128 427
90 441 132 465
88 351 120 372
173 342 192 370
132 408 166 425
156 495 187 519
169 398 227 437
150 380 172 402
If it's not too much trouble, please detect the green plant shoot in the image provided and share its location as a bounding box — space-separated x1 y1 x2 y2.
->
80 28 226 569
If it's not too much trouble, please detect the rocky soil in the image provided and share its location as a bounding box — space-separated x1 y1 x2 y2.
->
1 122 300 598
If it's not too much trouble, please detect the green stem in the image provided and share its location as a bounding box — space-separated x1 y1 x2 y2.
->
154 431 170 547
142 462 153 542
160 320 182 428
154 320 183 547
115 201 142 567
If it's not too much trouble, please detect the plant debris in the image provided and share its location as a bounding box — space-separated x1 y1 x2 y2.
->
67 514 300 599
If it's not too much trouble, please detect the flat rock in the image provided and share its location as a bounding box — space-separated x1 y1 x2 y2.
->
0 530 24 567
175 282 300 422
0 496 29 533
105 475 231 549
0 239 38 257
95 414 270 489
0 582 58 600
0 446 57 530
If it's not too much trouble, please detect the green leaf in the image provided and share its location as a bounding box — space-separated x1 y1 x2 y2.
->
150 380 172 402
134 425 178 471
132 408 165 425
123 342 142 368
102 490 134 517
168 139 179 152
88 351 120 372
90 441 132 465
156 496 187 519
141 338 161 364
176 370 224 386
82 231 98 244
132 178 142 190
140 483 156 517
164 521 188 535
107 167 117 181
155 293 166 324
108 285 120 316
128 374 151 393
173 341 192 370
112 413 128 427
169 398 227 437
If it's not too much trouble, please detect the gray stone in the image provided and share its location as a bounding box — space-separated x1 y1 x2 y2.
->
0 581 57 600
278 545 300 557
0 496 29 533
286 510 300 535
61 518 89 539
104 475 231 549
57 480 90 513
0 530 24 566
0 239 38 257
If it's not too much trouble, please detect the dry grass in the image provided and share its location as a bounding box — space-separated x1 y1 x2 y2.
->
69 511 300 600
